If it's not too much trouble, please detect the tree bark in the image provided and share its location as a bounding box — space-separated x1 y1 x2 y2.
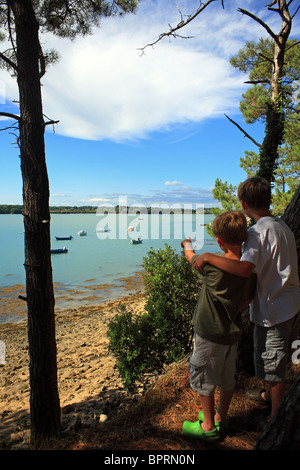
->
282 183 300 279
257 0 291 183
9 0 60 444
254 370 300 450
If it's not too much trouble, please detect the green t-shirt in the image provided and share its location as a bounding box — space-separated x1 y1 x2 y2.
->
191 255 256 345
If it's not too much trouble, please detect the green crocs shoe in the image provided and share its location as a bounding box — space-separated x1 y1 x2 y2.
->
198 410 220 431
182 420 219 442
198 410 229 435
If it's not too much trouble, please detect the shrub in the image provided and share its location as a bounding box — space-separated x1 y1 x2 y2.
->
107 244 202 390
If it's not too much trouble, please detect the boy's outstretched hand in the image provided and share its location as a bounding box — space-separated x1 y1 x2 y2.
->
181 239 193 250
192 253 208 273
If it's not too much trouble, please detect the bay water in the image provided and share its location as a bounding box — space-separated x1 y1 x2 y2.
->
0 212 219 323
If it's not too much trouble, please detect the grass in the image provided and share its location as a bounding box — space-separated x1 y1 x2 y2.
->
50 360 300 451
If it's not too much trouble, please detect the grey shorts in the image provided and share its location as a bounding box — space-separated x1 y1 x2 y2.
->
189 334 238 397
254 312 300 382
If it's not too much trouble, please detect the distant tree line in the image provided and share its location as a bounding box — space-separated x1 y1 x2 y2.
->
0 205 216 215
0 205 23 214
0 205 97 214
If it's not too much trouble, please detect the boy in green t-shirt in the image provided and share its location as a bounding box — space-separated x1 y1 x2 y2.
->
193 177 300 425
181 210 256 442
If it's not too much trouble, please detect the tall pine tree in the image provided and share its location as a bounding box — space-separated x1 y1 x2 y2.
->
0 0 139 445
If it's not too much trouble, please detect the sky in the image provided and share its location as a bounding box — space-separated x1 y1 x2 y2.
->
0 0 299 208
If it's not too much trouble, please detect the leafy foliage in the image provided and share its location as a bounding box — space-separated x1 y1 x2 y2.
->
212 178 240 213
36 0 139 38
108 244 202 390
230 38 300 123
214 37 300 214
0 1 138 73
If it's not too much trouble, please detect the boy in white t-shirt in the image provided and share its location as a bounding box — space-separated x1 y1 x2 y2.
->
193 177 300 421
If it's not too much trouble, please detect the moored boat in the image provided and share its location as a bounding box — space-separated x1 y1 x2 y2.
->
51 247 68 254
77 230 87 236
55 236 73 240
130 237 143 244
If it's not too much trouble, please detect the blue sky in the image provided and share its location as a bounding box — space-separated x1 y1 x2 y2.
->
0 0 299 208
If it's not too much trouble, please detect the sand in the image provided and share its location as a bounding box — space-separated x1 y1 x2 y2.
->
0 290 146 448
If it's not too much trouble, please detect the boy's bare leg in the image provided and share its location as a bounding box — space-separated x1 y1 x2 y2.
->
215 389 234 422
199 395 215 431
265 381 285 417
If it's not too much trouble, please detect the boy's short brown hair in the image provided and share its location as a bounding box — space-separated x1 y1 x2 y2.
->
212 210 248 245
238 177 271 210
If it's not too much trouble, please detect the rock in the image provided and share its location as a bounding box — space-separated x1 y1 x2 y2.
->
99 414 108 423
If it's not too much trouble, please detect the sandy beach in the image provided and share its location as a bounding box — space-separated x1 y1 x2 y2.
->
0 289 146 448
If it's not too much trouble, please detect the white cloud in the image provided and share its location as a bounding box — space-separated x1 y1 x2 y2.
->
41 33 244 141
83 198 112 203
0 1 247 141
1 0 299 143
164 180 183 186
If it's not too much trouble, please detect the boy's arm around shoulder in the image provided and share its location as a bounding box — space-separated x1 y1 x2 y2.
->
192 252 255 278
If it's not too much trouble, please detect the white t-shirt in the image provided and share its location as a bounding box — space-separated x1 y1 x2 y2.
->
241 216 300 327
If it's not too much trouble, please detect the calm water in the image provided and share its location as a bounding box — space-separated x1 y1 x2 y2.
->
0 212 219 322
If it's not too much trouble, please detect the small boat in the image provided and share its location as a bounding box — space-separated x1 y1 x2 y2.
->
78 230 87 236
130 237 143 245
55 236 73 240
96 228 111 233
51 247 68 254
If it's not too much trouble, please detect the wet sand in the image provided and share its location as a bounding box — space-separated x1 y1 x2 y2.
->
0 282 146 448
0 271 145 323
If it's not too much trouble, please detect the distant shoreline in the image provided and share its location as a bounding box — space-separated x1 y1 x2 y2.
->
0 204 216 215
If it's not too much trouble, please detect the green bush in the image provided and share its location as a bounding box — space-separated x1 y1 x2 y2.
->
107 244 202 390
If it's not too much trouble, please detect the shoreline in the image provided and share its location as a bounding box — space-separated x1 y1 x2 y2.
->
0 286 146 448
0 271 145 325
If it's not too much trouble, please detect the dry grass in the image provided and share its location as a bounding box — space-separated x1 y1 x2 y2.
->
55 361 300 451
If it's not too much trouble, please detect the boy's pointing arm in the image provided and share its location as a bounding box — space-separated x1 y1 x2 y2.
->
181 239 195 263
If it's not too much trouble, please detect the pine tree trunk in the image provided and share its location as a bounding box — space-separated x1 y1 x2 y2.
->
257 1 291 184
282 183 300 279
257 103 285 183
9 0 60 444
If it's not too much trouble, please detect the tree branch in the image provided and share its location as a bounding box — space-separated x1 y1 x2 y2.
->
244 79 270 85
237 8 277 41
224 114 261 148
0 111 20 121
259 52 275 64
285 40 300 52
43 119 59 127
0 125 18 132
138 0 220 53
38 41 46 78
0 51 19 73
291 4 300 19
